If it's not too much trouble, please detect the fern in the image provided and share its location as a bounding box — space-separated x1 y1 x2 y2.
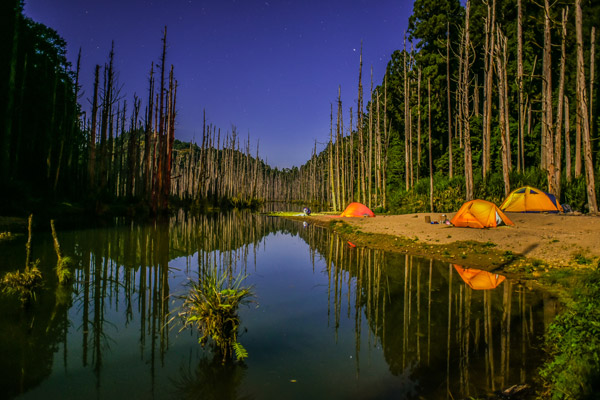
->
233 342 248 361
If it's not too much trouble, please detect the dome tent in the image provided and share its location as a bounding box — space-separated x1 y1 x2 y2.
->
339 202 375 217
450 199 514 228
500 186 563 213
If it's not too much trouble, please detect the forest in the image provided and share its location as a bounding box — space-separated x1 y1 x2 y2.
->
1 0 599 216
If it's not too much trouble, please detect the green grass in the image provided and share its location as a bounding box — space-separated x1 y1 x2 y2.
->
574 253 593 265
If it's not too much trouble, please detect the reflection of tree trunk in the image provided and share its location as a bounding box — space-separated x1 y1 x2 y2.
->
501 281 512 388
93 249 104 382
140 226 147 351
408 257 413 325
519 287 527 383
159 224 170 358
484 290 495 390
464 287 472 397
446 263 453 398
403 254 409 368
417 261 421 362
458 285 464 394
327 231 333 325
428 259 432 365
82 249 91 366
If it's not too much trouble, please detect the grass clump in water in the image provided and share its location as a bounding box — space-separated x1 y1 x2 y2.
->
1 262 43 306
1 214 43 306
177 267 254 363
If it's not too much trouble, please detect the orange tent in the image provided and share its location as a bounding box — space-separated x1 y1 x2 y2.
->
500 186 563 213
454 265 506 290
339 202 375 217
450 199 514 228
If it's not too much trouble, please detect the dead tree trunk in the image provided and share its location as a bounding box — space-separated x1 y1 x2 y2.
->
590 27 596 139
462 1 474 201
329 104 337 211
565 96 572 183
89 65 100 189
554 8 568 201
144 63 155 199
483 0 496 179
447 22 454 179
428 78 434 212
417 67 422 182
404 35 410 191
576 0 598 213
495 28 511 198
357 43 365 203
517 0 525 172
542 0 555 195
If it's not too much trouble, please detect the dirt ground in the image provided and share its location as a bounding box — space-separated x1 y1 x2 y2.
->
308 212 600 267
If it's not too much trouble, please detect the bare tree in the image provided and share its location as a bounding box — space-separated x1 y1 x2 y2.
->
576 0 598 212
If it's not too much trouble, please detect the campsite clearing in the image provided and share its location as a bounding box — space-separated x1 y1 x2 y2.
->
301 212 600 269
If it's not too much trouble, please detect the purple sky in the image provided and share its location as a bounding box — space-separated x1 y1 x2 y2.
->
23 0 412 169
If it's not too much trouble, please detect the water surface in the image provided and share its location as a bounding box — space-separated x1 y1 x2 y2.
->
0 211 554 399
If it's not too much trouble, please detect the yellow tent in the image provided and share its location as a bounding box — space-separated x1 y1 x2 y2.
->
454 265 506 290
500 186 563 213
450 199 514 228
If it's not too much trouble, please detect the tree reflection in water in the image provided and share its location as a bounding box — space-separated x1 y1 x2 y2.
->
0 210 554 399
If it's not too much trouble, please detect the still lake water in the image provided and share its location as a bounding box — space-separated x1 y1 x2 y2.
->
0 210 553 399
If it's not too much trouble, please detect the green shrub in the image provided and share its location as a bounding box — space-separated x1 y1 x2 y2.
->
562 176 587 213
540 271 600 399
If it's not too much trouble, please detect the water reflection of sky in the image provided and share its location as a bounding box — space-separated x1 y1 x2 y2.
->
2 214 550 400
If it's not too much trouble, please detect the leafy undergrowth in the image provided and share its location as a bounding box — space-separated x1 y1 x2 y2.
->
539 266 600 399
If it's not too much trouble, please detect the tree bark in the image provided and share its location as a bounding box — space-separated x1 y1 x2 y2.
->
553 8 568 201
329 103 337 211
482 0 496 179
542 0 555 195
576 0 598 212
404 35 410 191
517 0 524 172
428 78 434 212
447 22 453 179
89 65 100 189
463 1 474 201
495 29 511 197
565 96 572 183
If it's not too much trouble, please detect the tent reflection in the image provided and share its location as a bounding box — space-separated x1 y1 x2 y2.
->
454 265 506 290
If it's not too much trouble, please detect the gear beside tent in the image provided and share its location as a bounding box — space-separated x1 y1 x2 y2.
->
450 199 514 228
500 185 563 213
339 202 375 217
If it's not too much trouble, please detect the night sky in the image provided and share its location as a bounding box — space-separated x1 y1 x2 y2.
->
23 0 412 169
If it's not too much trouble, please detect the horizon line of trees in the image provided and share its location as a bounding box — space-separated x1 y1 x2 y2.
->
2 0 599 216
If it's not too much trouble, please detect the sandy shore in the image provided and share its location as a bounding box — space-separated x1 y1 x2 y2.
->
308 212 600 267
